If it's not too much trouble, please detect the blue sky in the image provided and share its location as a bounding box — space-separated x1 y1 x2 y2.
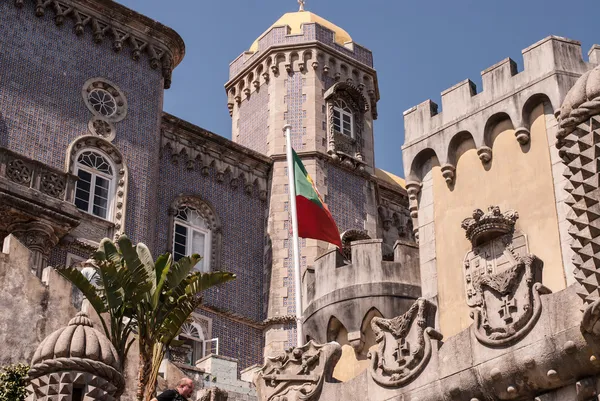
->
119 0 598 177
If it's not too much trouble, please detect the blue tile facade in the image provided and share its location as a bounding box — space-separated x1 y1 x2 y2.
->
1 1 268 373
326 164 367 233
0 1 164 249
238 86 269 154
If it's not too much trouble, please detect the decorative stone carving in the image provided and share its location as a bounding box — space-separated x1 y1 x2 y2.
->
557 65 600 334
26 312 125 400
461 206 550 346
9 221 59 277
477 146 492 163
368 298 441 387
82 78 128 123
514 127 531 145
161 117 270 200
13 0 183 89
440 163 456 184
6 157 33 185
88 117 116 141
254 341 342 401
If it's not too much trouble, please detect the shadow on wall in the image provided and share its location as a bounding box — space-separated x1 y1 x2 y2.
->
0 112 8 148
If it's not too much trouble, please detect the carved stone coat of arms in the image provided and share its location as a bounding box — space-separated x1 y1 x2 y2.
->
368 298 442 387
461 206 550 346
253 341 341 401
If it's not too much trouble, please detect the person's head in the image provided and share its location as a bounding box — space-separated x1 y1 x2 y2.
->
176 378 194 398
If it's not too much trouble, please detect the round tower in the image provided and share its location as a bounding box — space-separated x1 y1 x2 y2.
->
225 4 382 356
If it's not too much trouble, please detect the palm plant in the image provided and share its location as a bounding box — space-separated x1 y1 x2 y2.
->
57 235 235 401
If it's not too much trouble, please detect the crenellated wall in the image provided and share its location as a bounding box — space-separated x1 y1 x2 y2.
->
303 239 420 381
403 37 600 331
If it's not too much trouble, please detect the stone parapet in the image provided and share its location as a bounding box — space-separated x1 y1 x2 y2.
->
196 354 256 400
303 239 421 349
318 285 600 401
403 36 599 179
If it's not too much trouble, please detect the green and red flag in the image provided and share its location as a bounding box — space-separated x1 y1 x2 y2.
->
292 149 342 249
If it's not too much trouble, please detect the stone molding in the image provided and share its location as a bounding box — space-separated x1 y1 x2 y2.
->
225 44 379 115
13 0 185 89
197 303 295 330
65 136 128 239
161 114 272 201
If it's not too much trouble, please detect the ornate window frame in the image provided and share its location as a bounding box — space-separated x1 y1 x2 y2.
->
324 82 369 166
66 136 129 238
167 195 222 272
73 149 116 220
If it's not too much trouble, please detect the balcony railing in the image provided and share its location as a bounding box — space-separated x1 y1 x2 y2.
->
0 147 78 202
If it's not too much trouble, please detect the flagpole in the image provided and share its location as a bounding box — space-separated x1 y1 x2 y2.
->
283 124 304 347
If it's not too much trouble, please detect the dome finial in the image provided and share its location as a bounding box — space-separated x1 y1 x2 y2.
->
298 0 306 11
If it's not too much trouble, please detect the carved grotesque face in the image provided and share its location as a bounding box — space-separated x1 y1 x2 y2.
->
383 219 392 231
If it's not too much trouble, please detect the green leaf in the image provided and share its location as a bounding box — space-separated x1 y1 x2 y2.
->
152 253 172 309
136 242 157 295
116 235 153 302
98 238 122 266
164 255 202 291
56 267 107 314
185 271 236 296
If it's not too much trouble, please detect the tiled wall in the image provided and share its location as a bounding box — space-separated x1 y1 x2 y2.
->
238 86 269 154
155 151 267 324
285 73 306 151
326 164 367 233
0 2 164 248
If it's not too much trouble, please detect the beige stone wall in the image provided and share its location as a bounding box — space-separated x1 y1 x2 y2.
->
432 104 566 337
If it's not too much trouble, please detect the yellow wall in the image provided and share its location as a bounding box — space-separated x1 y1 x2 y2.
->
331 314 379 382
433 104 566 338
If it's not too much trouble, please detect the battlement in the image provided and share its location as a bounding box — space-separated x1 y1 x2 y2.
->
229 22 373 79
302 239 420 345
403 36 595 147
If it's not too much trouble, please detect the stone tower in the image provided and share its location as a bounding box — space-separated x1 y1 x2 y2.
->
225 7 382 355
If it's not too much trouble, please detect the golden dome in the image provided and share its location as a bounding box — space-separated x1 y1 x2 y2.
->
249 11 352 53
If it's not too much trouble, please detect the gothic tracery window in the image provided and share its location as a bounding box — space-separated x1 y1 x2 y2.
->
88 88 117 118
173 206 212 273
74 150 115 220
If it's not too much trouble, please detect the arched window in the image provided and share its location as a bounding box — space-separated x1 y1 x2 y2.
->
74 150 115 220
333 99 354 137
173 206 212 272
168 195 222 273
179 322 205 366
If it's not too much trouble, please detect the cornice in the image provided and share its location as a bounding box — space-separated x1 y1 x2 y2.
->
161 113 272 200
225 41 379 100
198 304 296 330
13 0 185 89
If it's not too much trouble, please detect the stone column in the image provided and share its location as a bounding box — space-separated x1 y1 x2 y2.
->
9 221 58 277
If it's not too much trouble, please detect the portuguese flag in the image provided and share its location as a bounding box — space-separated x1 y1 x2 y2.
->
292 149 342 249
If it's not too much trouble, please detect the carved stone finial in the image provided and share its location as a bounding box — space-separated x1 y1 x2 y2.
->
460 206 518 246
298 0 306 11
441 163 456 184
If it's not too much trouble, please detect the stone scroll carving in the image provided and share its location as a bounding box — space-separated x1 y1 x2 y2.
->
254 341 342 401
368 298 442 387
461 206 550 346
557 65 600 335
